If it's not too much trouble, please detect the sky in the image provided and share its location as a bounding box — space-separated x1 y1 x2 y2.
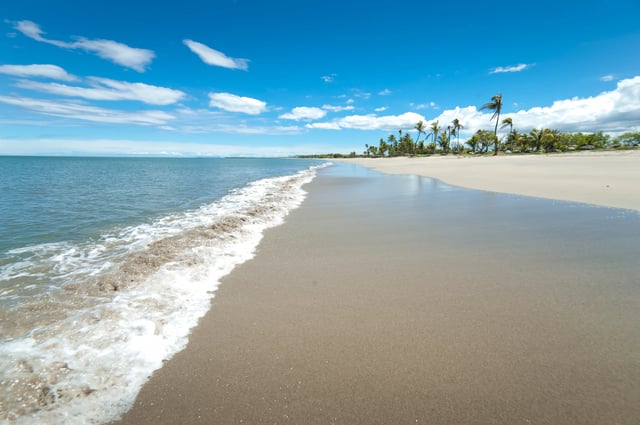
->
1 0 639 156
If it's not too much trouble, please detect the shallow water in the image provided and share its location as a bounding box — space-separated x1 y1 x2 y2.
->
0 156 326 424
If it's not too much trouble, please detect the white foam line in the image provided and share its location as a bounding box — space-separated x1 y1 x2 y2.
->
0 163 330 425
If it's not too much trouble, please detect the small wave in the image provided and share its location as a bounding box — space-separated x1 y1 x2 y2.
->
0 163 329 425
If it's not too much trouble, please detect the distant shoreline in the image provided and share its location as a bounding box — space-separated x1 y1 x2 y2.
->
338 149 640 211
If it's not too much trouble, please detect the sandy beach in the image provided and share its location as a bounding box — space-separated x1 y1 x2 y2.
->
113 161 640 425
341 150 640 211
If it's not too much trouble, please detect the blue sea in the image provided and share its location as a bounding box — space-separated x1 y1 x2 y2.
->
0 156 328 424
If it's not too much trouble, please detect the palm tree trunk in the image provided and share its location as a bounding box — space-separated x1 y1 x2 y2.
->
493 112 500 156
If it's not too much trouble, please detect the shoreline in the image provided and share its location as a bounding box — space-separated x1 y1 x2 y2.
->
114 164 640 425
339 150 640 211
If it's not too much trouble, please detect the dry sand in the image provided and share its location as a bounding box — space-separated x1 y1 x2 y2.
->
341 150 640 211
114 165 640 425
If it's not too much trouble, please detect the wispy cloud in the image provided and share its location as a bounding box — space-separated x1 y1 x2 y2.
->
322 104 355 112
321 73 336 83
16 77 186 105
374 106 387 112
0 95 174 125
306 122 341 130
378 89 392 96
0 137 331 157
183 39 248 70
208 92 267 114
174 107 300 135
72 39 155 72
490 63 533 74
0 64 77 81
13 20 155 72
413 101 438 110
351 89 371 100
279 106 327 121
13 20 50 42
306 112 426 131
600 74 615 82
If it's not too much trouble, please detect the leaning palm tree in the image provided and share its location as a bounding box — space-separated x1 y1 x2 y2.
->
500 117 513 134
414 120 426 145
481 93 503 156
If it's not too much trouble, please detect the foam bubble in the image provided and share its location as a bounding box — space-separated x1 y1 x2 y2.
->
0 163 330 424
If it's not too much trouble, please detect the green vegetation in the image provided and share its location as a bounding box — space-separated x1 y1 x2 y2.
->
352 93 640 158
357 127 639 158
298 94 639 159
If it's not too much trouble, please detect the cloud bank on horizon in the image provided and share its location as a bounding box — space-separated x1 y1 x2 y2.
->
1 2 639 156
308 76 640 135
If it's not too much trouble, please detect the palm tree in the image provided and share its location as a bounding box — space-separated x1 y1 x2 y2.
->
528 128 545 152
436 132 449 153
430 120 440 146
500 117 513 134
414 120 426 145
452 118 463 146
481 93 503 155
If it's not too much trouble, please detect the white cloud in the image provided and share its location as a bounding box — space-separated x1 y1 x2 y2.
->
0 64 77 81
0 95 174 125
378 89 392 96
321 74 336 83
490 63 532 74
0 137 332 157
322 104 355 112
413 101 438 110
173 107 300 135
305 122 342 130
72 39 155 72
429 106 484 135
279 106 327 121
181 123 301 135
374 106 387 112
16 77 185 105
183 39 248 70
14 20 48 42
307 112 426 131
600 74 615 82
13 20 154 72
506 76 640 133
208 92 267 114
352 90 371 99
425 76 640 136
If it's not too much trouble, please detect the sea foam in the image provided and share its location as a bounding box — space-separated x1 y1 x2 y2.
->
0 163 329 424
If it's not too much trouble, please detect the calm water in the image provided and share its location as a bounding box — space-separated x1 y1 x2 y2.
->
0 157 323 251
0 156 326 424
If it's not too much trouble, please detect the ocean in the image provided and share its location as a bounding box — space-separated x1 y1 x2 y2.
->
0 156 327 424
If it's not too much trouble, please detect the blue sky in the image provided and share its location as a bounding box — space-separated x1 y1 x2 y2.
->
1 0 639 156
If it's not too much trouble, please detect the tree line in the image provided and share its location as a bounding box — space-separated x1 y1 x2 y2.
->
360 93 640 157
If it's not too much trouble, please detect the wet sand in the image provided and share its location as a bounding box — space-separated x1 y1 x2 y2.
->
341 150 640 211
114 164 640 425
